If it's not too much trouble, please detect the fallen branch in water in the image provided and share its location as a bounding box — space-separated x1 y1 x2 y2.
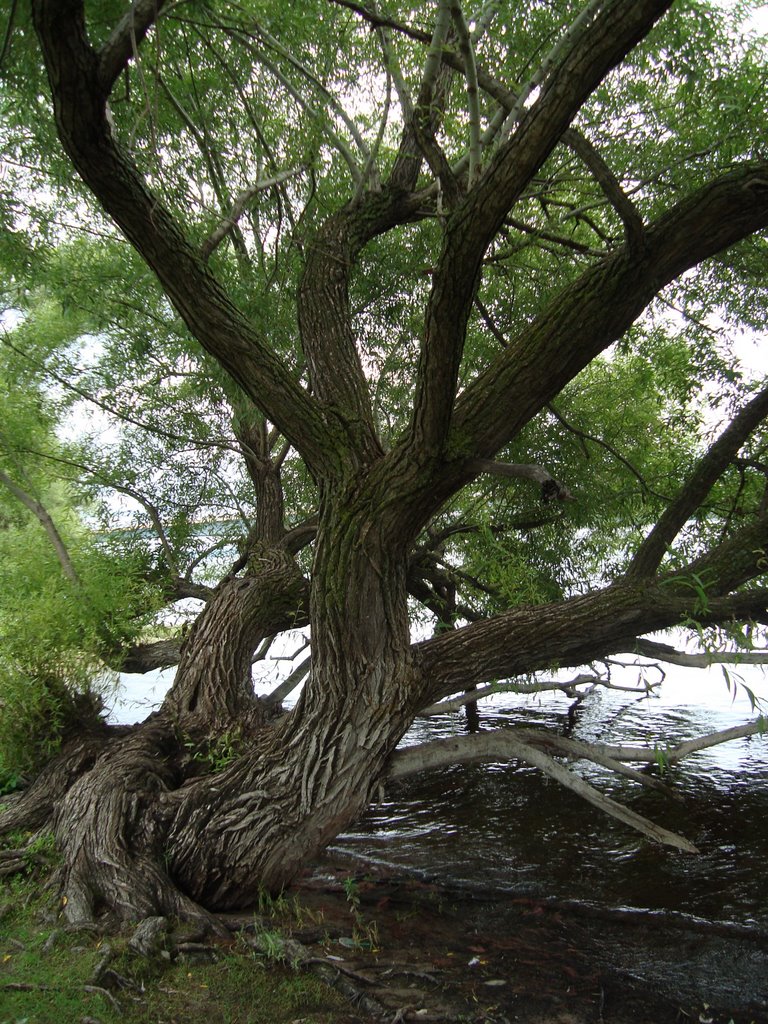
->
387 730 700 853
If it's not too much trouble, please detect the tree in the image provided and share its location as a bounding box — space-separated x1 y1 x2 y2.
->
1 0 768 927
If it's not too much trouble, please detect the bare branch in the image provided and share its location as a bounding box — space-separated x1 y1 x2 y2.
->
513 729 683 801
419 672 602 714
387 730 699 852
564 720 767 765
633 638 768 669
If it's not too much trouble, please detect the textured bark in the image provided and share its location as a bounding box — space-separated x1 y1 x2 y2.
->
163 501 420 906
163 548 308 725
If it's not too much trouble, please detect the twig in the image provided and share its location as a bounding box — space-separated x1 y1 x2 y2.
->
449 0 481 186
202 167 303 259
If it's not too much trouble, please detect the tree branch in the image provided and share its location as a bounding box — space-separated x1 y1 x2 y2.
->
0 468 81 587
547 402 666 499
404 0 675 462
497 0 606 144
414 576 768 706
442 164 768 488
98 0 168 95
632 637 768 669
469 458 573 502
626 382 768 579
449 0 481 187
32 0 339 477
387 730 699 852
554 720 766 766
119 637 183 673
562 127 644 252
325 0 431 45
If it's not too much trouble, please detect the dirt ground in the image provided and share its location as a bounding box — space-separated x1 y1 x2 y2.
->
234 855 768 1024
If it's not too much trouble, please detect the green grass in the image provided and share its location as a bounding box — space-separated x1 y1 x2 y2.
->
0 873 357 1024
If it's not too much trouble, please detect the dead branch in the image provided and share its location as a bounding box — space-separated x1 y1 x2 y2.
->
387 730 699 852
418 672 603 715
469 457 573 502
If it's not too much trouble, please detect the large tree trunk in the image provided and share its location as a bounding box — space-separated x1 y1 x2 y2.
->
164 501 420 906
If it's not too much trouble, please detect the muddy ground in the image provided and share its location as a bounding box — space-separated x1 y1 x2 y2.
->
229 854 768 1024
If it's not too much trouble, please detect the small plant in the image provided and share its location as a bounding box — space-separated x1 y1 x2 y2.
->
342 876 379 951
183 728 243 773
653 746 670 776
257 928 286 960
257 887 290 918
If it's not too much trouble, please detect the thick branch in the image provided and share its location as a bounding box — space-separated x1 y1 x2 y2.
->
415 567 768 705
432 164 768 500
405 0 674 460
626 382 768 579
97 0 168 94
120 637 183 673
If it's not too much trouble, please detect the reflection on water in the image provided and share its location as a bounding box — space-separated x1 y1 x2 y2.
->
336 670 768 927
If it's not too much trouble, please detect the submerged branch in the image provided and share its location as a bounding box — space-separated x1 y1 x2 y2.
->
575 719 767 765
388 730 699 852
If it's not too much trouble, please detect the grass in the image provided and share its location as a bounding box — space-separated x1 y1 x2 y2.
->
0 871 360 1024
